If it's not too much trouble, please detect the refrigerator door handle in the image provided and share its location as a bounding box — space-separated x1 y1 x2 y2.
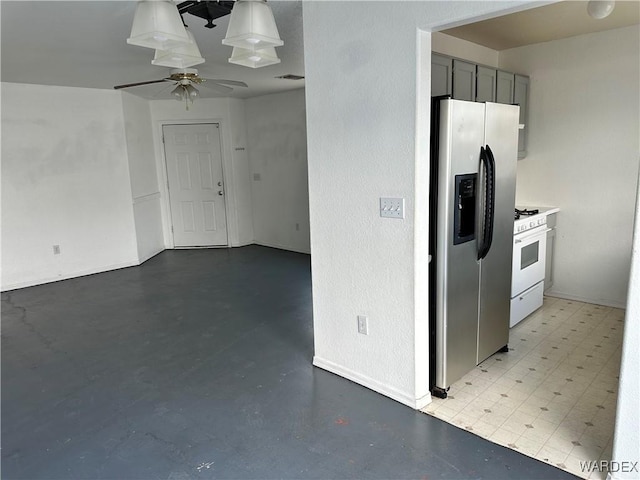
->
477 146 487 259
478 145 496 260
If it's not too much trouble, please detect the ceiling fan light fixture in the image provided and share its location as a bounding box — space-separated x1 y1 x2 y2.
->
587 0 615 19
229 46 281 68
152 30 205 68
222 0 284 50
185 84 199 100
171 85 185 101
127 0 191 50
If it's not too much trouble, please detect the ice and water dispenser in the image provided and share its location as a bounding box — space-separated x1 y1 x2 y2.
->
453 174 477 245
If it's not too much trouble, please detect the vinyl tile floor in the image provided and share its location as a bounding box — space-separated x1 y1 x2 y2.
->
423 296 624 480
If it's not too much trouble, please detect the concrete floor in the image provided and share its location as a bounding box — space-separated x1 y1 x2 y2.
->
1 246 578 479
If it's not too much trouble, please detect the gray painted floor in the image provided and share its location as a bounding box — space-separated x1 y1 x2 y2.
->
2 246 577 479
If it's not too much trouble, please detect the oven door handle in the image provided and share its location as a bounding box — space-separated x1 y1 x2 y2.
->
515 228 552 243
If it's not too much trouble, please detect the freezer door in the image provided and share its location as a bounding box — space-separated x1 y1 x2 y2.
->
477 102 519 363
434 99 485 390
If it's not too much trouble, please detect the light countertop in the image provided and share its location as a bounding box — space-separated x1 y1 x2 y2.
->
516 206 560 216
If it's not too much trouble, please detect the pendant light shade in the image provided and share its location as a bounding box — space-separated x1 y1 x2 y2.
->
127 0 191 50
152 30 205 68
222 0 283 50
587 0 615 19
228 46 280 68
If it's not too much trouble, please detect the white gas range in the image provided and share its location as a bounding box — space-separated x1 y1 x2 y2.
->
510 208 552 327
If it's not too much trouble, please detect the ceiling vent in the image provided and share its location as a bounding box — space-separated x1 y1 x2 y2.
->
276 74 305 80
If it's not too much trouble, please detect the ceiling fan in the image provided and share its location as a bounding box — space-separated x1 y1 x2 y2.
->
114 68 248 107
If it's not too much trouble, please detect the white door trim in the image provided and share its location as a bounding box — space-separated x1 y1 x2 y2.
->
155 118 232 249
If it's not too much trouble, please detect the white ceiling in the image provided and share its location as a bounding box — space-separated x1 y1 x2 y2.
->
2 1 639 101
441 0 640 51
0 1 305 99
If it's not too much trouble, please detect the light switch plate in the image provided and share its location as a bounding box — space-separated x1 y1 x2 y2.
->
380 197 405 219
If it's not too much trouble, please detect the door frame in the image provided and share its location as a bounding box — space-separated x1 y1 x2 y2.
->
156 118 232 249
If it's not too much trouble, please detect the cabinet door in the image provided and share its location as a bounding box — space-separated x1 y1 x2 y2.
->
452 59 476 101
476 66 496 102
514 74 530 158
431 54 452 97
496 71 515 104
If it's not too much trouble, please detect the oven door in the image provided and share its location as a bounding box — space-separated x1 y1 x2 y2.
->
511 225 550 297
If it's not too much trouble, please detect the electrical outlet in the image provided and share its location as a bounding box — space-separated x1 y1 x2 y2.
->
53 245 61 255
380 197 405 219
357 315 369 335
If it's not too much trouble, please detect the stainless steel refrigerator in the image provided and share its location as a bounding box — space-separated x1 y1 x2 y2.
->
429 98 519 399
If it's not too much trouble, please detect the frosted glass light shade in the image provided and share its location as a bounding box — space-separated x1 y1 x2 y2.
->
172 85 184 101
587 0 615 19
185 84 199 100
171 84 198 103
127 0 191 50
222 0 283 50
228 46 280 68
152 30 205 68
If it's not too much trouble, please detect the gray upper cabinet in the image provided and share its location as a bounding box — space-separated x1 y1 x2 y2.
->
452 59 476 101
476 66 496 103
431 53 530 158
496 71 515 104
431 54 452 97
514 74 530 158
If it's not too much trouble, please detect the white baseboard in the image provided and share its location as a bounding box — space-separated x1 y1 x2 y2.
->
254 241 310 255
414 391 433 410
1 260 139 292
138 248 165 264
313 356 430 410
231 240 256 248
1 243 310 292
545 290 627 309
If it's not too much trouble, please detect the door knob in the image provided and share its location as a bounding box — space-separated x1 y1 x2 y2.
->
218 181 223 186
218 191 224 196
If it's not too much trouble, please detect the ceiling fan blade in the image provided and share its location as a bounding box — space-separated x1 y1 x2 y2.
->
113 79 169 90
151 82 177 99
202 79 248 88
199 82 234 94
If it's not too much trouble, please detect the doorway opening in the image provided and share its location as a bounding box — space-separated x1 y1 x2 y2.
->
423 2 638 478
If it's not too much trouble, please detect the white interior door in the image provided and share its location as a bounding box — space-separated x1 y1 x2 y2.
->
163 123 228 247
